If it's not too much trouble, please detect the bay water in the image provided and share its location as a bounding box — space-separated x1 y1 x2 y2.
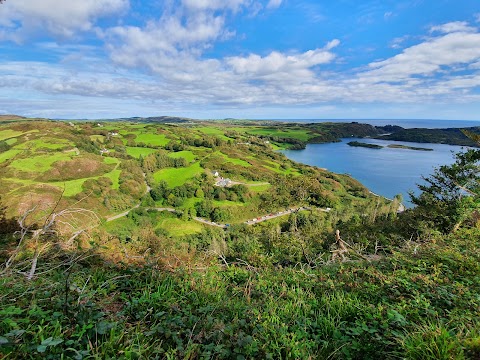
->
281 138 470 207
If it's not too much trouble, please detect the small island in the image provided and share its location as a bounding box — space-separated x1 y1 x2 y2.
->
347 141 383 149
387 144 434 151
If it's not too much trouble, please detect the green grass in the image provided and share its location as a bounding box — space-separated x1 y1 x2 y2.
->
135 133 170 146
3 177 36 187
5 153 120 196
90 135 105 143
104 169 122 190
126 146 157 158
0 129 24 141
10 153 76 172
5 138 17 145
210 151 251 167
245 128 313 141
168 150 196 162
50 168 122 196
269 142 283 150
179 197 202 209
14 138 73 151
262 161 300 176
0 129 38 141
155 214 203 236
212 200 246 207
103 157 120 165
219 152 251 167
248 183 271 193
154 162 203 187
0 149 22 163
195 127 231 141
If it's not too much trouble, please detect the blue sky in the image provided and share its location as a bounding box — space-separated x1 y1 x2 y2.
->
1 0 480 120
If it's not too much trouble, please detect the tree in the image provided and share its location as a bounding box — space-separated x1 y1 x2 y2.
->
410 145 480 233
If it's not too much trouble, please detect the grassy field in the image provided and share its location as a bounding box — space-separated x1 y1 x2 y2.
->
154 162 203 187
218 152 252 167
10 152 77 172
195 127 231 141
14 138 74 151
0 129 24 141
155 212 203 236
179 197 202 209
135 133 170 146
247 183 271 193
90 135 105 143
0 149 22 163
262 160 300 175
168 150 196 162
0 129 38 141
50 168 121 196
126 146 158 158
228 127 313 142
212 199 246 207
5 138 17 145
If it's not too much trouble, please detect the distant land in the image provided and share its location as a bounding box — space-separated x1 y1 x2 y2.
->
1 114 479 148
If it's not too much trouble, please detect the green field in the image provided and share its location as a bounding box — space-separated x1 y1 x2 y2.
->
5 138 17 145
154 162 203 187
246 128 312 141
90 135 105 143
227 127 313 142
103 157 120 165
195 127 231 141
0 149 22 163
126 146 158 158
168 150 196 162
135 133 170 146
0 129 38 141
0 129 24 141
247 183 271 193
219 152 252 167
212 199 246 207
14 138 73 150
50 168 121 196
155 213 203 236
178 197 202 210
10 153 76 172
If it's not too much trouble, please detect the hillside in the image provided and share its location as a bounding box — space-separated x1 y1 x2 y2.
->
0 118 479 359
376 126 480 147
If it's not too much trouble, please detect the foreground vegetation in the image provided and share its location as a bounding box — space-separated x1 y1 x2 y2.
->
0 116 479 359
0 226 479 359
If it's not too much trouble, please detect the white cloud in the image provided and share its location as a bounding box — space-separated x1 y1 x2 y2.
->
266 0 283 10
384 11 393 20
365 31 480 82
0 0 128 41
389 36 409 49
226 46 337 79
182 0 248 12
1 4 480 119
430 21 476 34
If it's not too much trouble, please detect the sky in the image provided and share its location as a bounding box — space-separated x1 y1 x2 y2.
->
1 0 480 120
